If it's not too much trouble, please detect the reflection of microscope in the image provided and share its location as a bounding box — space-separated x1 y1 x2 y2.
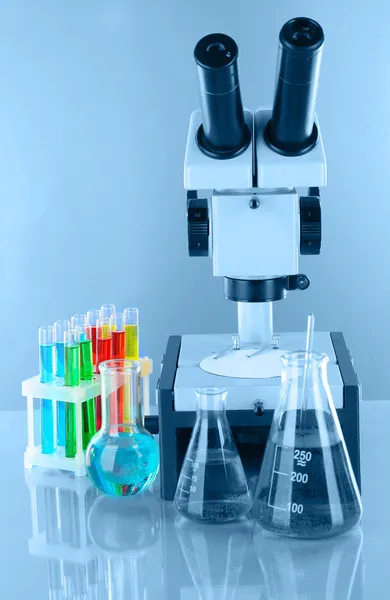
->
156 18 360 500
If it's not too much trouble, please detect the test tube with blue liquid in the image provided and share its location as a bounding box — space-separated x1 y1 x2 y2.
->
39 326 56 454
54 319 70 446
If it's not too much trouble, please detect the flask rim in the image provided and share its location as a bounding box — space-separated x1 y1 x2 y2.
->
281 350 329 367
99 359 141 374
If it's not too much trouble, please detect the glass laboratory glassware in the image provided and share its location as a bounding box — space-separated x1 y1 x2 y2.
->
254 351 362 539
86 309 100 366
65 329 81 458
124 307 139 360
95 316 113 430
174 387 253 523
71 313 88 335
54 319 70 446
76 324 96 449
39 325 56 454
100 304 116 320
86 360 159 496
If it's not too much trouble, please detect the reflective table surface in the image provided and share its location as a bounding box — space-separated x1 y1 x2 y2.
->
0 402 388 598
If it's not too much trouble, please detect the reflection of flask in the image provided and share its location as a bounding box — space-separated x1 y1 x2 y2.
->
254 525 363 600
86 360 159 496
88 492 161 600
175 387 252 523
175 516 254 600
254 352 362 538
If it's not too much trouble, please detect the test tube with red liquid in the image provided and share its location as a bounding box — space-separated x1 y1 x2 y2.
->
95 316 113 430
112 313 126 427
87 309 100 367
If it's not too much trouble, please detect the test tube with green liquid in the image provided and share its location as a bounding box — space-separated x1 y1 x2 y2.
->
54 319 70 446
77 324 96 449
64 329 81 458
124 308 139 425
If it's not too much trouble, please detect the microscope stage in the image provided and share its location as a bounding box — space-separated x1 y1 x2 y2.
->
173 332 344 411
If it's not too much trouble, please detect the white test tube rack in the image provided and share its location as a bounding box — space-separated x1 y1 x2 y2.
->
23 357 153 477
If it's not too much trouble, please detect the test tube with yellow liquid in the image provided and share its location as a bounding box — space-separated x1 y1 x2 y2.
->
124 308 139 425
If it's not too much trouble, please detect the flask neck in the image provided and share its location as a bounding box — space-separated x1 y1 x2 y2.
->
280 352 331 411
196 387 227 417
100 365 142 428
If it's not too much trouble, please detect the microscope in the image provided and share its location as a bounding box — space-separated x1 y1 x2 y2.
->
155 18 360 500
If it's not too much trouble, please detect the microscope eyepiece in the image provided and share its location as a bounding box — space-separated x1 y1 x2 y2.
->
265 17 325 156
194 33 250 159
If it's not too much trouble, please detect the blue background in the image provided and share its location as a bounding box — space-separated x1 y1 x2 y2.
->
1 0 387 408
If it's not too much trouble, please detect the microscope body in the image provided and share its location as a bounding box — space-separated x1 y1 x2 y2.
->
156 21 361 500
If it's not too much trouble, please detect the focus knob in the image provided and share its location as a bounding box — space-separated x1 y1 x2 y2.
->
187 197 209 257
300 194 321 255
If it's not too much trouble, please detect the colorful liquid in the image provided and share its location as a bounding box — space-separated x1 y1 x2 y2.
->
83 398 96 449
40 343 55 454
65 344 80 386
65 405 76 458
112 330 125 359
90 325 97 366
41 399 55 454
86 431 159 496
55 341 66 446
112 330 126 426
80 338 96 448
125 324 139 360
65 344 80 458
55 342 65 378
80 339 93 380
40 344 55 383
96 337 112 373
57 402 66 446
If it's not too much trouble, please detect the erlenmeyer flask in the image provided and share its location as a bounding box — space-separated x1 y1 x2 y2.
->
86 360 159 496
174 387 253 523
254 352 362 538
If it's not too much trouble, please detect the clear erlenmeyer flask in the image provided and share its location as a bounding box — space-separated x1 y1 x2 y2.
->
254 352 362 538
174 387 253 523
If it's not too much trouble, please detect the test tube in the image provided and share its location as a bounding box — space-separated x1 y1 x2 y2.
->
86 309 100 367
112 313 126 426
54 319 70 446
100 304 116 319
95 317 113 430
77 324 96 449
124 308 139 426
65 329 81 458
124 307 139 360
39 326 56 454
71 314 87 339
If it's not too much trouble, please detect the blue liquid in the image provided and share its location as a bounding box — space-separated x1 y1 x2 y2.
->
40 343 55 454
86 432 159 496
55 342 65 377
40 344 55 384
55 342 66 446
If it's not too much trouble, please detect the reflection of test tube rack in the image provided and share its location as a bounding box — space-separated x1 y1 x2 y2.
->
23 358 153 476
25 469 100 600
